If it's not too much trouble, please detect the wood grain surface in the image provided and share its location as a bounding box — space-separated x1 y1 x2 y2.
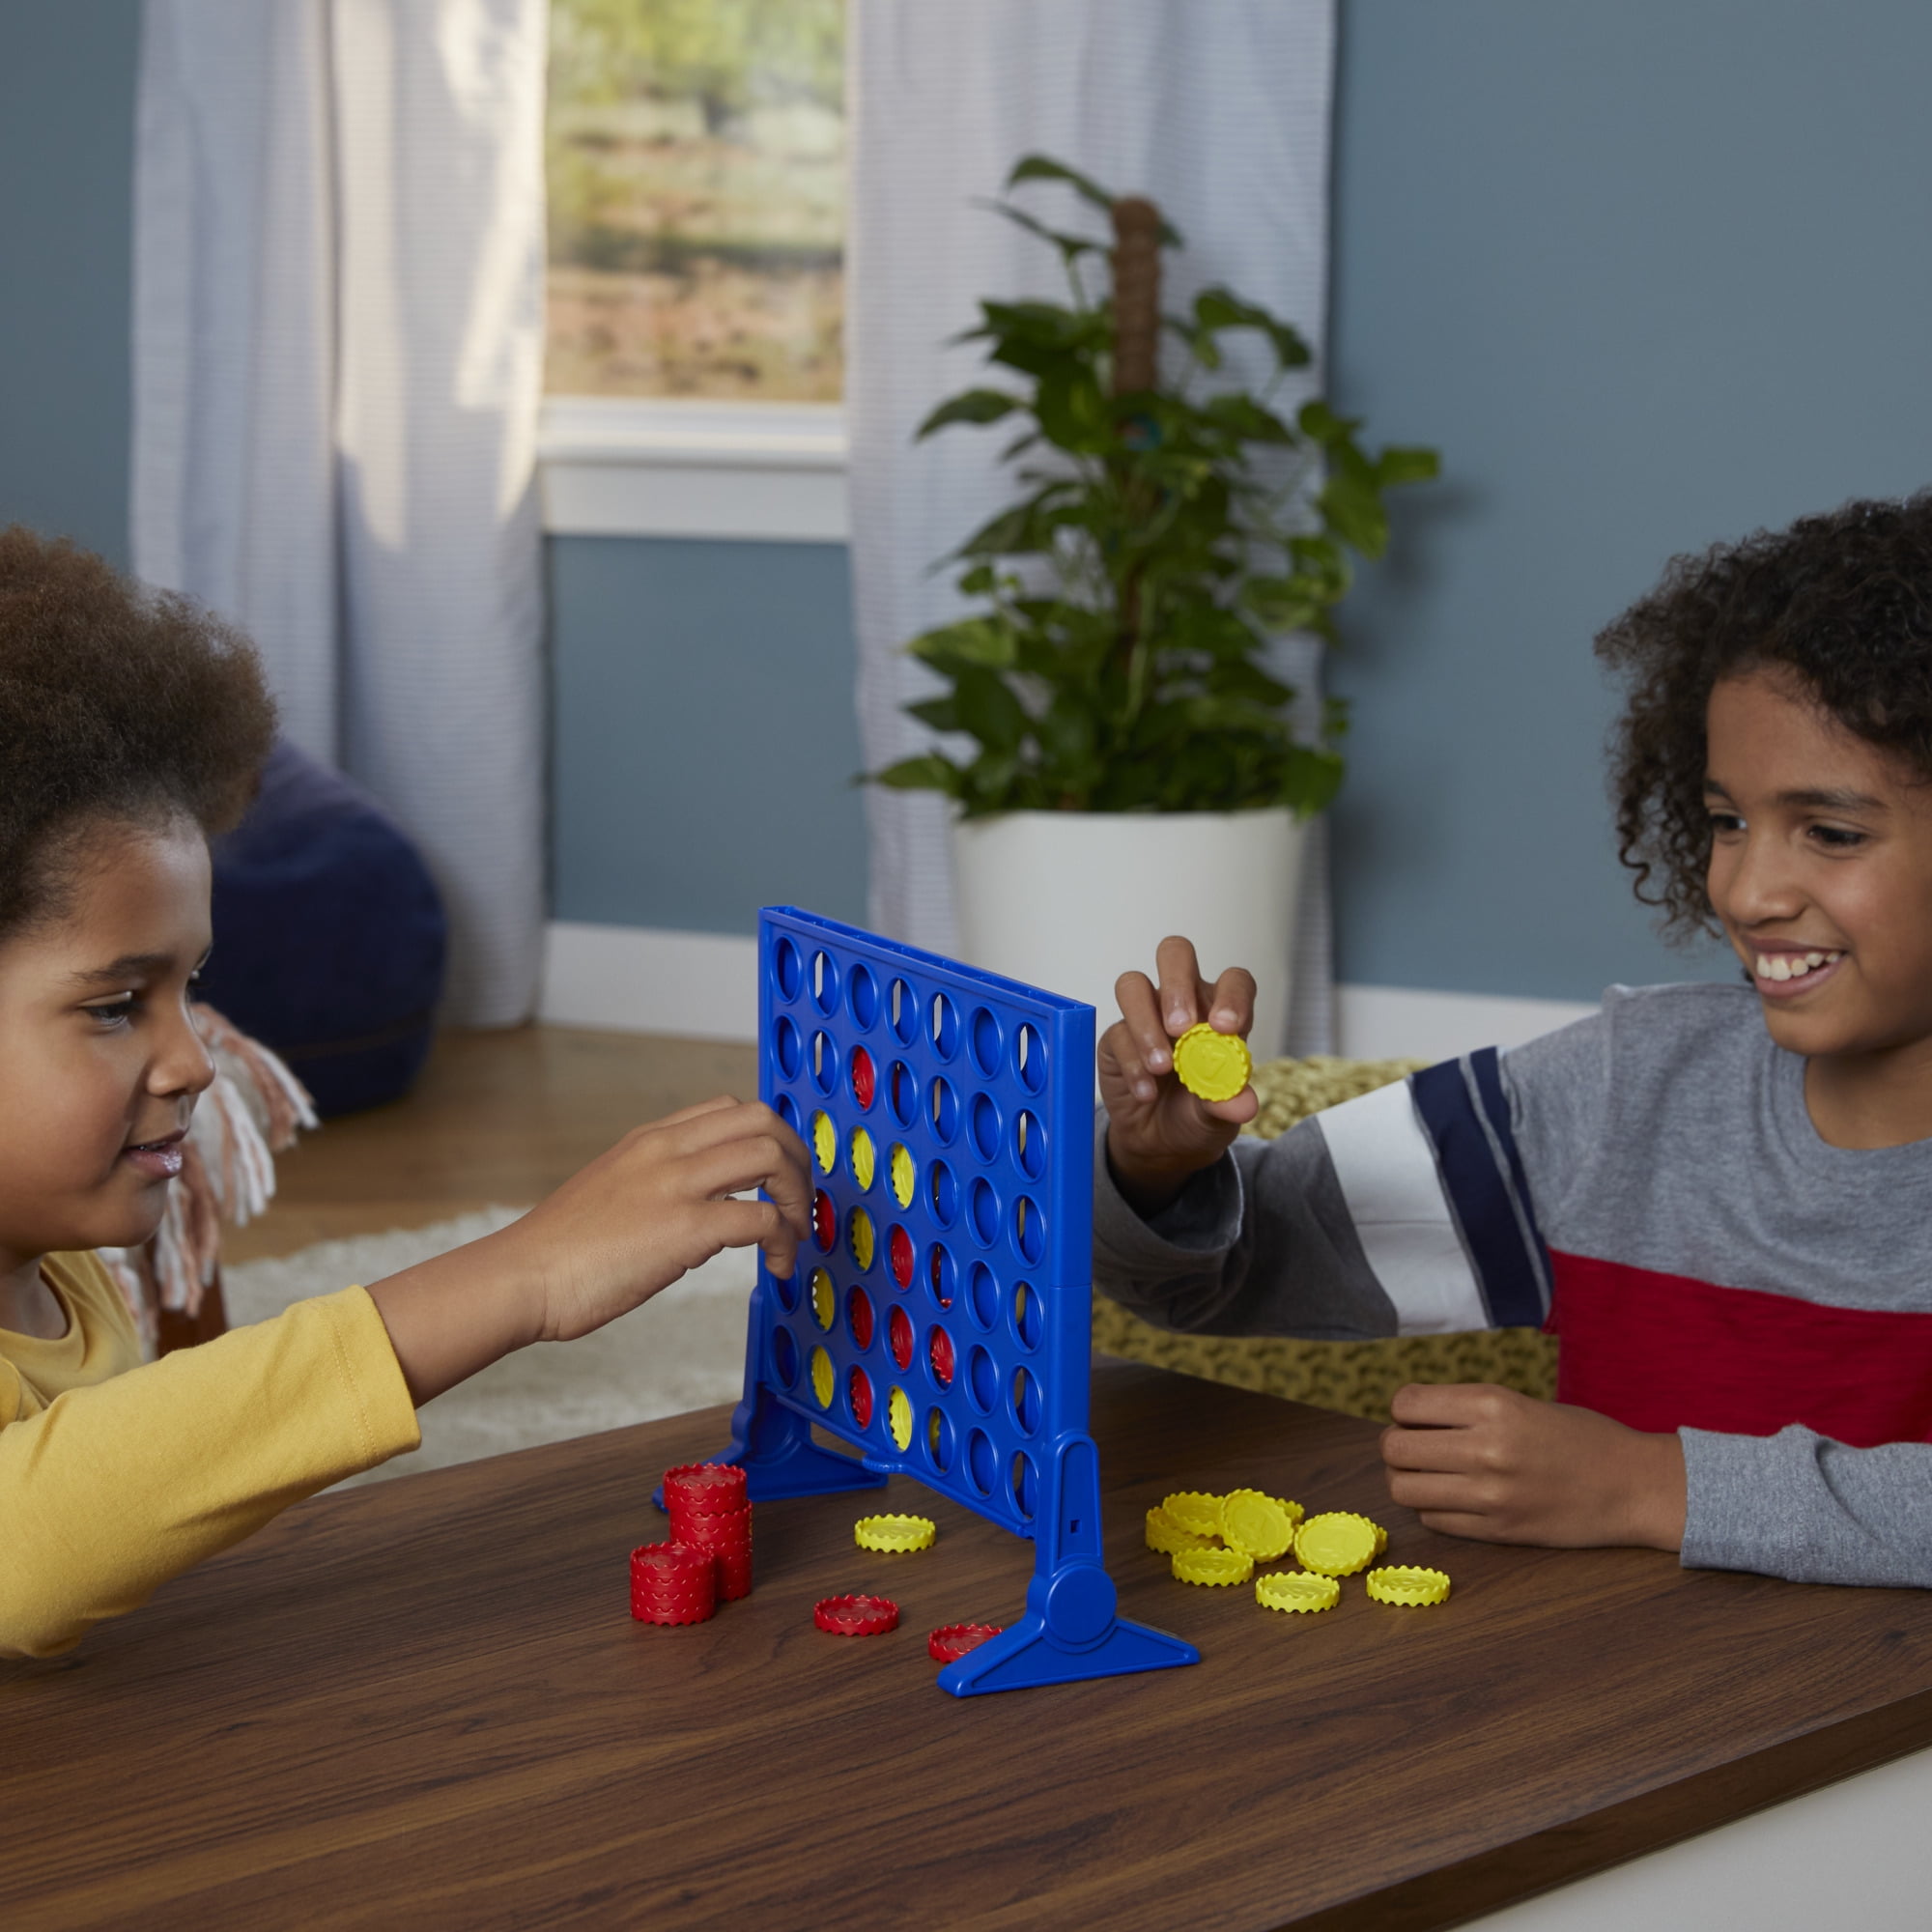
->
9 1362 1932 1932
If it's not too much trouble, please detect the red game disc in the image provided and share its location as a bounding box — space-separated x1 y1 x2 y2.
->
812 1189 836 1251
662 1463 748 1516
668 1506 753 1600
927 1623 1003 1663
813 1594 899 1635
888 1302 915 1370
630 1543 717 1625
849 1045 876 1110
889 1223 915 1289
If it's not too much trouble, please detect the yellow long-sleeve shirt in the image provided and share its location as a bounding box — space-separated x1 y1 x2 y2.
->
0 1253 419 1658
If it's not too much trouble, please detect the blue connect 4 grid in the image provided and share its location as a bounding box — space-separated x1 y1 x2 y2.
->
709 907 1199 1697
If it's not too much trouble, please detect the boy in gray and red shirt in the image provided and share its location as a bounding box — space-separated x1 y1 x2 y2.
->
1096 494 1932 1588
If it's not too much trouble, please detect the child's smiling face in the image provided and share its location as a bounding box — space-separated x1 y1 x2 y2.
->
1705 669 1932 1065
0 816 215 1275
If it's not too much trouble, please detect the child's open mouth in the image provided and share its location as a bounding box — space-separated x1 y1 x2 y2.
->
1750 948 1845 997
122 1131 186 1179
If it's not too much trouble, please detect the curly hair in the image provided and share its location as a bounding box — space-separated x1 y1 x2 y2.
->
0 526 276 940
1596 493 1932 939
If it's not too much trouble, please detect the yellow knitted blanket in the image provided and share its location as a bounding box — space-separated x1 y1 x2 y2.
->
1092 1054 1559 1421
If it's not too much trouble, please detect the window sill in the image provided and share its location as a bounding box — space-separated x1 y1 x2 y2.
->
537 398 850 543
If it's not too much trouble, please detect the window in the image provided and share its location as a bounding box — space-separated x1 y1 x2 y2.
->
545 0 845 404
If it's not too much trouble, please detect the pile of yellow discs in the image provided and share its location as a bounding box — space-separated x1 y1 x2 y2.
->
1146 1490 1450 1614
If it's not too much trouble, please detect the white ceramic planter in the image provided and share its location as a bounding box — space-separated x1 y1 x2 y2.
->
952 807 1307 1059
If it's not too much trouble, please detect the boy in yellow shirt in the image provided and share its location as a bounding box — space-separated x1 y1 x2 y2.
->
0 527 811 1658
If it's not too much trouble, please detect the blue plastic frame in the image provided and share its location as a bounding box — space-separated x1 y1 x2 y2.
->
698 908 1198 1696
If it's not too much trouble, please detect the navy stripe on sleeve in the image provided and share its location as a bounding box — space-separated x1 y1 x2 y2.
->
1410 1051 1551 1329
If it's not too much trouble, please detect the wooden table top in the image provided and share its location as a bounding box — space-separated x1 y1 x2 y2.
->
10 1361 1932 1932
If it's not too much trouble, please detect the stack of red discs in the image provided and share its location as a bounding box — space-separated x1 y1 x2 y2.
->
663 1462 753 1601
630 1542 716 1625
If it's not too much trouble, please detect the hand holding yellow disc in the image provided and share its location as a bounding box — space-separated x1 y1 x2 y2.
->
1172 1023 1253 1103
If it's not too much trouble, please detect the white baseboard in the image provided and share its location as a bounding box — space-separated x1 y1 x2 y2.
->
539 921 1599 1060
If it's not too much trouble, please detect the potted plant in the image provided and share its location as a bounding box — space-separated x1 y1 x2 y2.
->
870 156 1438 1053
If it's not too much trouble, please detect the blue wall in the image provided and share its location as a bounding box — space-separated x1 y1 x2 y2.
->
0 4 140 564
549 537 867 931
1327 0 1932 998
9 3 1932 995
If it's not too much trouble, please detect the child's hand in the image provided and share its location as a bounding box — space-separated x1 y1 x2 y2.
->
367 1095 811 1405
1378 1383 1688 1551
500 1095 812 1345
1099 934 1259 1217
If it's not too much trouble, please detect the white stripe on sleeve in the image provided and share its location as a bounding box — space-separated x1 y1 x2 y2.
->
1312 1079 1489 1334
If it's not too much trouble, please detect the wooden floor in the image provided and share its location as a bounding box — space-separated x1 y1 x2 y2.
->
224 1026 759 1264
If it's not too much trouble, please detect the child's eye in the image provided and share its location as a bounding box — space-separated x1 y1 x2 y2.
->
1706 810 1746 836
86 997 136 1027
1811 823 1867 850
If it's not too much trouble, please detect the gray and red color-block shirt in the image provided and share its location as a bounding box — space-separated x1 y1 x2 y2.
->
1093 980 1932 1588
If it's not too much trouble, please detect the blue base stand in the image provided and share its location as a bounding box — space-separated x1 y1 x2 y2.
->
936 1433 1197 1696
721 1382 889 1503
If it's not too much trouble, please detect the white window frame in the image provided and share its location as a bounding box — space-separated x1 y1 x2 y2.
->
537 397 850 544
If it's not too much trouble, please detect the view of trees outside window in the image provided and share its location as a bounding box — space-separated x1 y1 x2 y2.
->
546 0 845 401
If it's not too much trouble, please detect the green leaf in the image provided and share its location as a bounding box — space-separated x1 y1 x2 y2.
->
1375 444 1440 488
953 666 1027 753
1296 399 1362 446
1007 153 1117 213
905 696 961 732
979 198 1100 267
1319 472 1390 558
906 616 1018 672
916 389 1025 439
870 753 963 795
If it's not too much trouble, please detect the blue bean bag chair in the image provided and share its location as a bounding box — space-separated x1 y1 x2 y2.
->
198 740 447 1118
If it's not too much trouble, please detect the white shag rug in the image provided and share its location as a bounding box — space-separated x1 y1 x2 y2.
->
222 1208 754 1488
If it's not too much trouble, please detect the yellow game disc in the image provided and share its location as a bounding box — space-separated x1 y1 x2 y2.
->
1145 1505 1213 1556
1294 1512 1381 1577
1366 1565 1451 1607
1256 1570 1341 1615
887 1384 914 1451
1172 1546 1254 1587
890 1142 916 1208
1219 1490 1299 1561
1162 1491 1224 1539
849 1126 876 1191
848 1207 875 1271
1172 1023 1253 1104
810 1109 837 1173
810 1266 835 1331
810 1346 835 1408
854 1513 936 1553
1374 1520 1389 1555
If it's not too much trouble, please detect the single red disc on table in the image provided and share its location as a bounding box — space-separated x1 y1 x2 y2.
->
850 1045 876 1110
812 1190 837 1251
928 1623 1003 1663
888 1302 915 1371
662 1463 748 1517
630 1543 717 1624
889 1222 916 1290
814 1594 899 1635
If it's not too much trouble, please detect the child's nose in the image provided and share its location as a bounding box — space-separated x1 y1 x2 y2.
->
1717 828 1805 925
154 1007 218 1098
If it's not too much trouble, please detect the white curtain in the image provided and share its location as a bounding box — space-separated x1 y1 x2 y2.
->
131 0 547 1028
847 0 1338 1053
